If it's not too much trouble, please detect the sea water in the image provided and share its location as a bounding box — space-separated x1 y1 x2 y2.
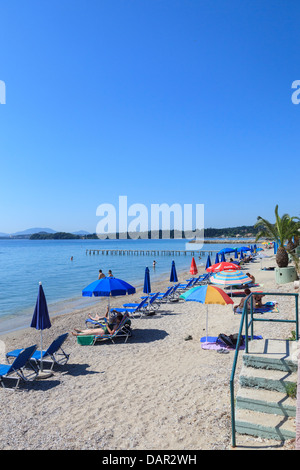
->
0 238 244 334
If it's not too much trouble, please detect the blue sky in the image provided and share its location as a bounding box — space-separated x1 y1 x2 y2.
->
0 0 299 234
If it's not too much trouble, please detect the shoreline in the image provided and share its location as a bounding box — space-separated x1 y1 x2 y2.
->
0 253 297 450
0 263 196 339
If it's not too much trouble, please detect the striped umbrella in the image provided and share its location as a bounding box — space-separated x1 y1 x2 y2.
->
180 285 233 342
210 270 252 286
210 270 252 295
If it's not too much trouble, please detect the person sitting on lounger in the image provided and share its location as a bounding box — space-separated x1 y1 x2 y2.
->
88 306 118 326
72 312 124 337
253 293 265 308
233 288 251 313
246 272 255 284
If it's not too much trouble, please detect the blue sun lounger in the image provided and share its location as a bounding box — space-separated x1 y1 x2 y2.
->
0 344 38 389
6 334 69 371
113 297 149 317
142 286 173 302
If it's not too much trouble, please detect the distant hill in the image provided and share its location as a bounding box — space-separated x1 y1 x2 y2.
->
12 227 57 236
72 230 91 235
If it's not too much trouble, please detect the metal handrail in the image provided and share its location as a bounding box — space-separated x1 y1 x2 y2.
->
230 291 299 448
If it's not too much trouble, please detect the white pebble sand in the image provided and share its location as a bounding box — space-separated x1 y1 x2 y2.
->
0 253 297 450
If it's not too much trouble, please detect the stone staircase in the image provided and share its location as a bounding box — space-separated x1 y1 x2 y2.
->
235 339 298 441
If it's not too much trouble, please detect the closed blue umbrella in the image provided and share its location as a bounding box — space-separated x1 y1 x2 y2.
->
30 282 51 375
234 249 238 259
143 267 151 294
170 260 178 283
205 255 211 270
220 252 226 262
214 253 220 264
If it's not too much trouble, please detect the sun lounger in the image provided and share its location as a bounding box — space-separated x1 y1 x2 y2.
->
113 297 149 317
176 278 196 292
6 334 69 371
152 286 176 302
195 273 210 284
77 313 132 345
0 344 38 389
141 286 173 300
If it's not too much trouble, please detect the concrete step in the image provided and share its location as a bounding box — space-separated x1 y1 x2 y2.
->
239 364 298 393
236 386 296 417
235 409 296 441
243 339 298 372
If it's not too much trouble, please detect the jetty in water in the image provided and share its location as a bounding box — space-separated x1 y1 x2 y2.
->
85 249 218 256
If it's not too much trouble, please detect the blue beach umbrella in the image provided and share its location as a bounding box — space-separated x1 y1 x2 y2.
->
82 277 136 309
30 282 51 375
234 249 238 259
143 267 151 295
214 253 220 264
237 246 251 252
82 277 136 297
170 260 178 283
220 252 226 262
205 255 211 270
218 248 235 254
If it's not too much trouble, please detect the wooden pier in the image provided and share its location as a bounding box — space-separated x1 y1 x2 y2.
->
86 249 218 257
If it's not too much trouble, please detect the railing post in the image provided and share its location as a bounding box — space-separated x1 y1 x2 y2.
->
296 294 299 340
244 303 248 354
250 295 254 341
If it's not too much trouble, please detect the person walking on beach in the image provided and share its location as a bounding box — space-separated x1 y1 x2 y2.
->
98 269 105 279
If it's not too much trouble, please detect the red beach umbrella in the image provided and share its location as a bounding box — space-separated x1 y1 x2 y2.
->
206 262 240 273
190 257 198 275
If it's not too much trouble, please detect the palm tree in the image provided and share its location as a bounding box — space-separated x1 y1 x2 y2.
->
254 205 300 268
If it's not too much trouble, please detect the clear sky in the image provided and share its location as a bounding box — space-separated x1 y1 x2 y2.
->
0 0 299 234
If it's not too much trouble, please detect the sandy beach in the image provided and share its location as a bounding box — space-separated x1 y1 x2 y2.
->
0 253 297 451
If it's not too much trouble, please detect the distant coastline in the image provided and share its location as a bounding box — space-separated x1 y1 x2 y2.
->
0 224 260 240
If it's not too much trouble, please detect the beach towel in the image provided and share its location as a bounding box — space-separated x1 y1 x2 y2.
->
200 334 262 351
235 302 278 314
76 335 95 346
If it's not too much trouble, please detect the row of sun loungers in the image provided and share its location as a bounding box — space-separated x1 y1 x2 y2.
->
79 273 212 346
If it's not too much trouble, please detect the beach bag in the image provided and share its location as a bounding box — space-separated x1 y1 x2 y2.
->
217 333 244 349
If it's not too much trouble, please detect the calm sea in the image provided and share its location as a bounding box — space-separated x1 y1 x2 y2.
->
0 238 248 334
